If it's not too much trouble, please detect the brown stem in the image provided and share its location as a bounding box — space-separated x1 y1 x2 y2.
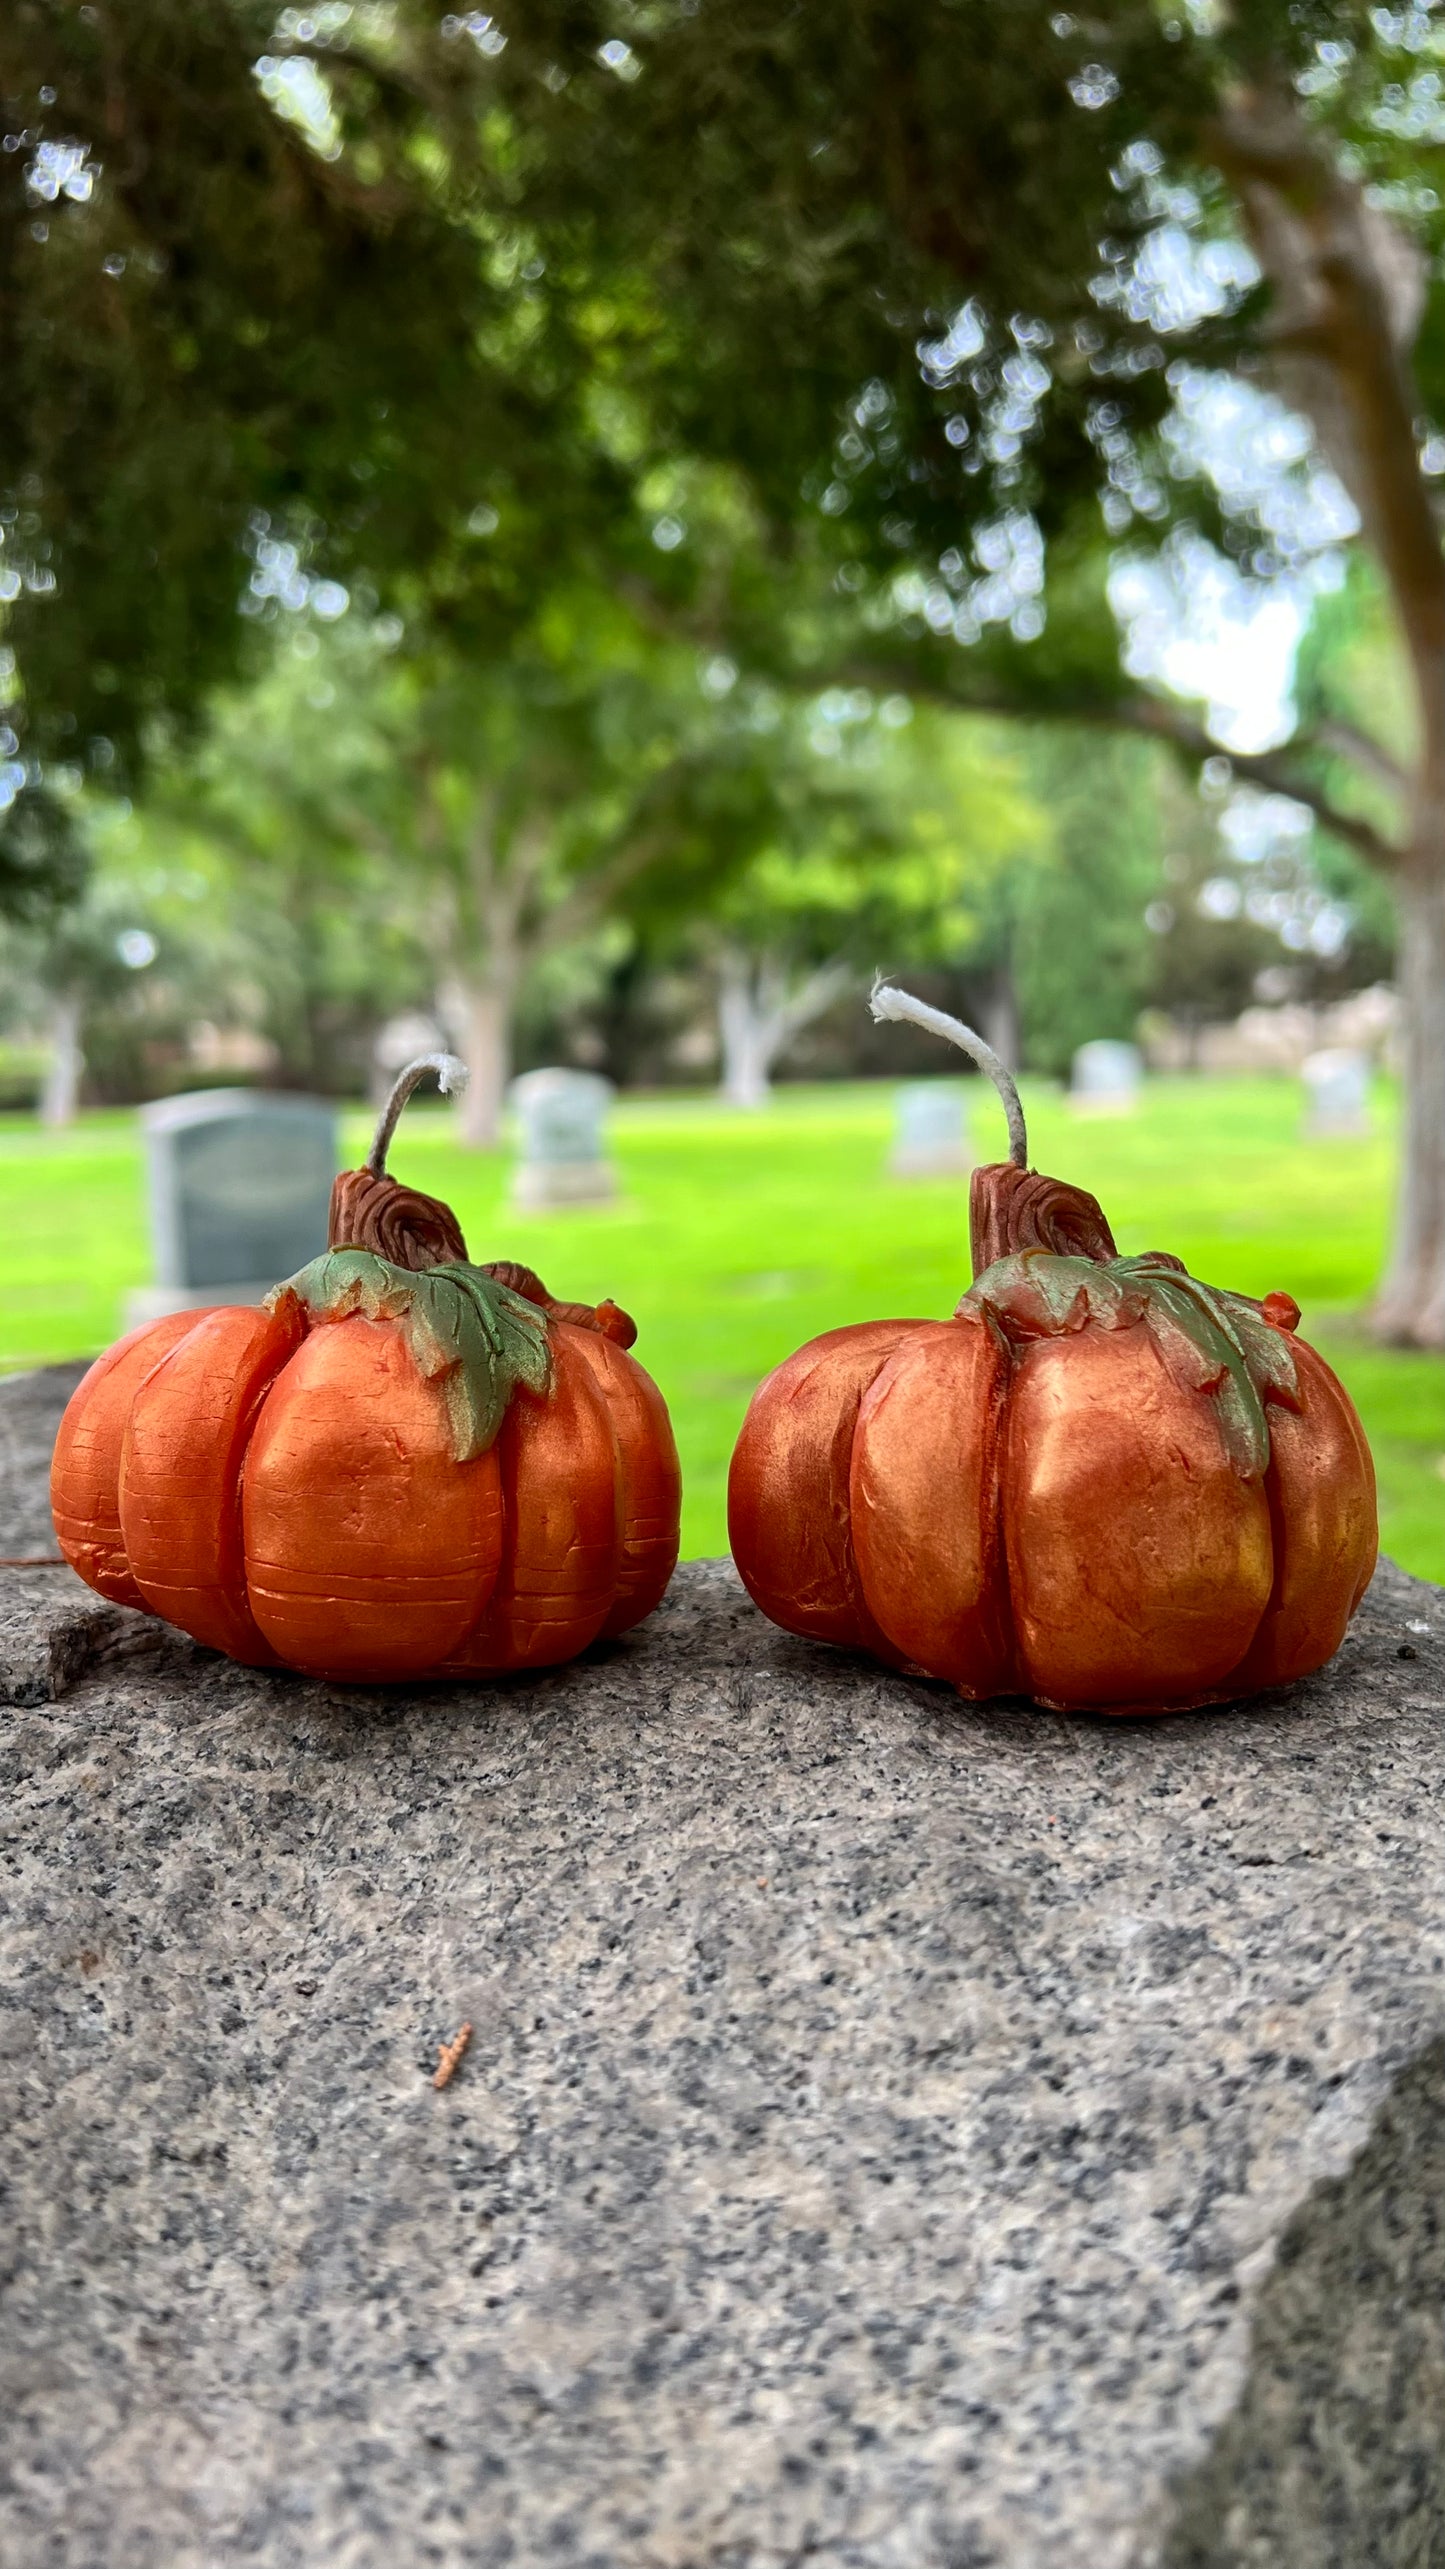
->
968 1165 1117 1279
330 1052 472 1271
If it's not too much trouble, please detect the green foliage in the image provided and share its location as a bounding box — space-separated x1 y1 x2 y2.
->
0 0 629 774
1141 759 1392 1037
7 0 1441 785
1290 562 1406 959
1009 731 1161 1074
628 698 1045 978
141 621 432 1090
0 838 183 1103
454 0 1440 695
0 783 88 922
276 1247 552 1462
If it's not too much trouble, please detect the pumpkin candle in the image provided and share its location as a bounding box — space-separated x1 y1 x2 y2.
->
727 988 1377 1715
52 1054 680 1684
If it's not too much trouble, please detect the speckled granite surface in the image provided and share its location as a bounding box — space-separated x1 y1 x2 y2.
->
3 1363 1445 2568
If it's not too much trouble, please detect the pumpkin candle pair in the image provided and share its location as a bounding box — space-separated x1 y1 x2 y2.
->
55 1015 1377 1713
728 987 1377 1715
51 1055 681 1683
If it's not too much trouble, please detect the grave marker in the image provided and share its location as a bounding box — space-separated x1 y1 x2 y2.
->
1302 1046 1371 1138
1070 1038 1143 1115
889 1081 973 1179
510 1068 617 1209
127 1089 337 1325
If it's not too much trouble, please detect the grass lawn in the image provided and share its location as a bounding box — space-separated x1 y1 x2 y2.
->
4 1074 1442 1580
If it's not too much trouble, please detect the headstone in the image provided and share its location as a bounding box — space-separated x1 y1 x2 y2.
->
126 1088 338 1325
1070 1037 1143 1114
4 1358 1445 2569
889 1080 973 1179
1302 1045 1371 1138
510 1067 617 1209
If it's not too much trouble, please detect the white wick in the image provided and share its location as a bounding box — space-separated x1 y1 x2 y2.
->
869 981 1028 1169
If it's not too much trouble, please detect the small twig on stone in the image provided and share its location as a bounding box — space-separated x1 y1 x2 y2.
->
433 2022 473 2090
0 1553 67 1567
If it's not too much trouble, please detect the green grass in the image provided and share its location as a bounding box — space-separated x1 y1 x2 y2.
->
5 1075 1442 1579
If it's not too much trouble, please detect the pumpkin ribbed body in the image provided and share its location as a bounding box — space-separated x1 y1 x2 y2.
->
727 1296 1377 1715
53 1299 680 1685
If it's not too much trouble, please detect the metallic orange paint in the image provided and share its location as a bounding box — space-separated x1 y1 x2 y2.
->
121 1302 303 1665
726 1317 919 1657
850 1313 1012 1696
1002 1321 1274 1709
728 1292 1378 1717
49 1309 220 1607
1229 1333 1377 1693
241 1313 504 1681
438 1326 622 1675
564 1322 683 1640
52 1293 679 1688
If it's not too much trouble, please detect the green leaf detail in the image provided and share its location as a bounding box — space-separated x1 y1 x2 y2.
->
271 1249 553 1462
961 1247 1301 1481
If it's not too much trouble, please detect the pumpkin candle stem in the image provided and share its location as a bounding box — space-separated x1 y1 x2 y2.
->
330 1054 473 1272
870 982 1028 1167
365 1052 469 1179
869 981 1118 1278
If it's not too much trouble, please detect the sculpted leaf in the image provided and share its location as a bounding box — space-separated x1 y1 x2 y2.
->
273 1249 553 1461
962 1246 1302 1481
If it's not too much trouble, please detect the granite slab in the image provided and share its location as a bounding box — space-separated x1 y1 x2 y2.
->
2 1364 1445 2567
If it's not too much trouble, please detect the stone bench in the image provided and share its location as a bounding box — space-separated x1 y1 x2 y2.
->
2 1364 1443 2567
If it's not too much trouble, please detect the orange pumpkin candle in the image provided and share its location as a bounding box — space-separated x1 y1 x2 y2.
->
728 988 1377 1715
52 1054 680 1683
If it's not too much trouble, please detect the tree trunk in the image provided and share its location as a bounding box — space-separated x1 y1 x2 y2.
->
39 992 83 1127
1374 838 1445 1344
445 796 533 1152
1210 91 1445 1348
717 950 854 1106
983 964 1019 1075
718 954 777 1108
454 974 513 1149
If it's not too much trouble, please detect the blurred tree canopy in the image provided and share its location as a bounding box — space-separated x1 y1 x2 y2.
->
5 2 1437 804
623 701 1048 1100
5 1 1445 1320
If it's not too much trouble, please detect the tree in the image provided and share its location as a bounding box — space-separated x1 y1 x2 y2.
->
945 728 1166 1078
156 596 851 1142
140 618 433 1095
379 613 729 1146
10 7 1445 1324
0 846 169 1122
626 699 1047 1101
0 1 640 785
447 2 1443 1334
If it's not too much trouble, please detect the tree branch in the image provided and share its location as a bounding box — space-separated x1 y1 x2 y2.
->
833 652 1406 872
1109 695 1404 871
1207 84 1445 785
530 823 669 959
774 956 855 1046
1313 718 1409 798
